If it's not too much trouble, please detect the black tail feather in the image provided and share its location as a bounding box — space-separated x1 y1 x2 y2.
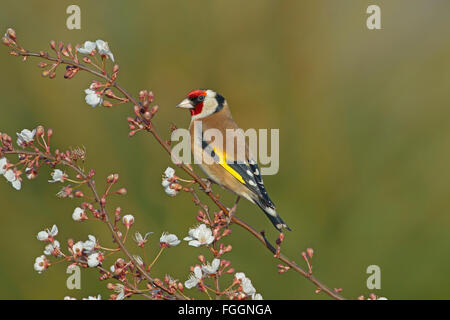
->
254 199 291 232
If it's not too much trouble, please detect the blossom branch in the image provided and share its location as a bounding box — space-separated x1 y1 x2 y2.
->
3 29 345 300
3 148 185 300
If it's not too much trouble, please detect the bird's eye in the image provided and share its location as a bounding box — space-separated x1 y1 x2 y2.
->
197 95 205 102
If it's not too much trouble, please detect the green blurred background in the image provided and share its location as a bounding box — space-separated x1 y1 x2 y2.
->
0 0 449 299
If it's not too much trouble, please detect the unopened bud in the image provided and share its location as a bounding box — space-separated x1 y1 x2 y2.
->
50 40 56 50
225 268 235 274
151 105 159 115
133 105 140 116
116 188 127 195
6 28 16 40
61 48 70 57
36 125 45 137
139 90 148 100
74 191 84 198
2 36 11 46
122 214 134 228
307 248 314 259
154 278 163 287
47 128 53 138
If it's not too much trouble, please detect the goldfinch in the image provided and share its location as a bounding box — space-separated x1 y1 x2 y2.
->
177 89 290 232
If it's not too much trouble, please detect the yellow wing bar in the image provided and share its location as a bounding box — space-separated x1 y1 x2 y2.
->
213 147 246 184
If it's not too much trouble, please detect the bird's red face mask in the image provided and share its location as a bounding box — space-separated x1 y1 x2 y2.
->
176 89 206 116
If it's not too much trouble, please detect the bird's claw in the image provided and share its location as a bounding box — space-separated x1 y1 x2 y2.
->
225 196 241 226
199 178 213 193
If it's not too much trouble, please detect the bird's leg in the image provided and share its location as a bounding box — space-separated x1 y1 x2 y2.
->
199 178 215 193
226 196 241 226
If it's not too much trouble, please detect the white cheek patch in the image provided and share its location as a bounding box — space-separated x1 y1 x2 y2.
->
191 93 219 121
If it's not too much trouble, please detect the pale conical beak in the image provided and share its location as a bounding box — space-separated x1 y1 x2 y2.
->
176 98 194 109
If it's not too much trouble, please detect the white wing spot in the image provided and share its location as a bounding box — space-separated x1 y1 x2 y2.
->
246 170 252 176
265 207 277 217
248 180 257 187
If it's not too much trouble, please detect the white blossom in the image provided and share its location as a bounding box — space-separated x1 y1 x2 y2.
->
64 296 76 300
25 167 36 180
160 232 180 247
72 241 84 256
164 185 178 197
235 272 246 281
37 224 58 241
122 214 135 227
34 255 48 274
164 167 175 179
202 258 220 275
87 252 102 267
113 284 125 300
161 178 171 188
0 158 7 175
83 235 97 253
134 231 153 247
162 167 178 196
48 169 66 183
183 224 215 247
4 169 21 190
235 272 256 296
72 207 86 221
83 294 101 300
77 41 96 54
95 40 114 61
84 89 102 107
84 87 103 108
16 128 36 147
44 240 61 256
184 266 203 289
133 255 144 266
252 293 263 300
242 278 256 295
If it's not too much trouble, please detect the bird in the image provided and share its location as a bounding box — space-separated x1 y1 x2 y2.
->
176 89 290 232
